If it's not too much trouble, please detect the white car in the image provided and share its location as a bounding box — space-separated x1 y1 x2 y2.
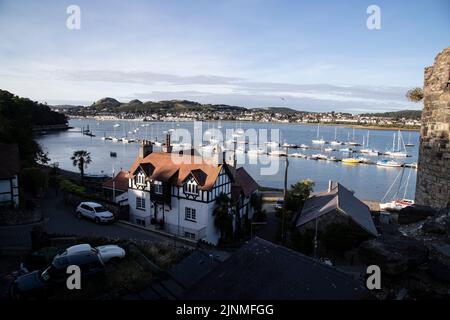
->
76 202 115 223
57 243 126 263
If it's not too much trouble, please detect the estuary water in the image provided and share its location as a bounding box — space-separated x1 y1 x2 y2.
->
36 119 419 201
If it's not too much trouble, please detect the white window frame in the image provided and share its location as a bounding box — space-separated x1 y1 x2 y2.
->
185 207 196 222
154 181 163 194
136 196 145 210
184 231 196 239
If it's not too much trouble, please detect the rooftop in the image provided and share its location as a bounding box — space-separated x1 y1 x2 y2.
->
183 237 370 300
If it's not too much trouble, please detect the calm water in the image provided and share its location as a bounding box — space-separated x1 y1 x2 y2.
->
37 119 419 201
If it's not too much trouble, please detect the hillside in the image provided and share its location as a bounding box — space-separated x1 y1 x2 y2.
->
0 89 67 165
361 110 422 120
90 98 246 113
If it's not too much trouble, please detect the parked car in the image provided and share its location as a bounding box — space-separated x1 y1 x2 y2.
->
275 199 285 210
76 202 115 223
56 243 126 263
10 251 105 299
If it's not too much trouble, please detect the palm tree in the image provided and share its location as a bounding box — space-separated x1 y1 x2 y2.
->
213 193 232 240
71 150 92 179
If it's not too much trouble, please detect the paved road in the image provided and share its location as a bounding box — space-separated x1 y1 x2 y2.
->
254 203 279 243
0 191 194 251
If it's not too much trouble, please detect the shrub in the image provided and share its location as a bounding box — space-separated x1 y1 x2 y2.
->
20 167 49 196
59 179 85 196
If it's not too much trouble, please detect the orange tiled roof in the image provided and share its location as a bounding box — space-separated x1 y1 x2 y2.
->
102 170 129 191
128 152 224 191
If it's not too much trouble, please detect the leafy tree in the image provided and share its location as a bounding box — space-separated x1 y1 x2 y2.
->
0 89 66 166
250 193 267 222
213 193 232 240
285 179 315 212
20 167 49 196
406 87 424 103
71 150 92 179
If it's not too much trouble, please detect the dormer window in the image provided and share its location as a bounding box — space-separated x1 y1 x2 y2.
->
185 181 198 195
136 173 146 186
154 181 163 194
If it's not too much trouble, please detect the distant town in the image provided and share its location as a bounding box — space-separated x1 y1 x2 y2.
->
53 97 422 130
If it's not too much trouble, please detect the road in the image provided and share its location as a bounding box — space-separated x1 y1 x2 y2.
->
0 191 194 251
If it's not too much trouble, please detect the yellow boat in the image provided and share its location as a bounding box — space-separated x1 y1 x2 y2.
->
341 158 361 164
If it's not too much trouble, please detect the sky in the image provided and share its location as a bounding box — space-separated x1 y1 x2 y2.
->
0 0 449 113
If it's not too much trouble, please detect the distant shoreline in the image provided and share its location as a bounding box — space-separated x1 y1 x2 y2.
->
68 116 420 132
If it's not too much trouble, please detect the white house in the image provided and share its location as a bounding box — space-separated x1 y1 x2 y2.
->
127 139 258 245
0 143 20 207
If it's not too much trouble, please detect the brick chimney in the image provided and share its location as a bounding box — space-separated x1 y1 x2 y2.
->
163 132 173 153
139 139 153 158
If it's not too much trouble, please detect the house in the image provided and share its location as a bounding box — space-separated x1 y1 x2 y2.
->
127 139 258 245
183 237 370 300
232 167 259 227
0 143 20 207
102 170 129 205
294 181 378 237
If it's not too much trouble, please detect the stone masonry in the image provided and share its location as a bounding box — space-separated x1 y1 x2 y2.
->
415 47 450 209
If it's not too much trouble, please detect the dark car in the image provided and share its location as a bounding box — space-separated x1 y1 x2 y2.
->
10 251 105 299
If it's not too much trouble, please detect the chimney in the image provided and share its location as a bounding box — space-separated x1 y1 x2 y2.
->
139 139 153 158
328 180 333 193
163 132 173 153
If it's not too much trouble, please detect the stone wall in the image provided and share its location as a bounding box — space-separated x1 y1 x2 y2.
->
415 47 450 209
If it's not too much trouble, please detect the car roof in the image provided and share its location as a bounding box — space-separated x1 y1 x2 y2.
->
53 251 101 268
66 244 93 254
81 202 102 207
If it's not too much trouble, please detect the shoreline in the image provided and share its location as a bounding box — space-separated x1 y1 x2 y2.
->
68 116 420 132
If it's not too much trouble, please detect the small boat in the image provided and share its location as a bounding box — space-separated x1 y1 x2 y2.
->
266 141 280 147
113 123 120 128
300 144 309 149
282 142 297 148
110 152 117 157
312 138 327 145
153 141 162 147
405 133 415 147
380 199 415 211
312 124 328 144
112 137 119 142
291 152 306 158
356 156 370 163
311 154 327 160
327 156 339 161
339 147 353 153
404 162 418 169
380 165 414 211
101 136 106 141
308 155 319 160
269 150 287 157
247 149 264 156
376 159 402 167
324 147 335 152
330 128 343 145
122 137 129 143
342 158 361 164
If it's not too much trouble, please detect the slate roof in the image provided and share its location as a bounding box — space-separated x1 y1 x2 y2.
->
233 167 259 197
0 143 20 179
183 237 370 300
295 182 378 237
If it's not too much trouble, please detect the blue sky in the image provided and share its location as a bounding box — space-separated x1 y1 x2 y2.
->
0 0 448 113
